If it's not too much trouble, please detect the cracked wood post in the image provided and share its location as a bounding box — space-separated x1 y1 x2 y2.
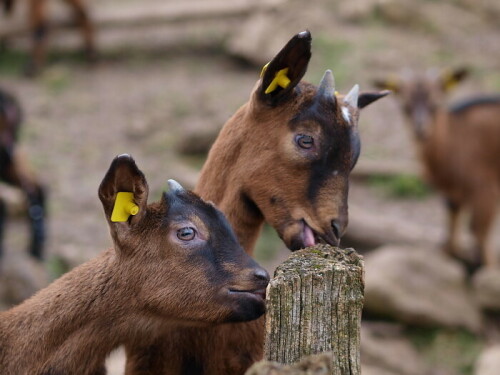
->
263 244 364 375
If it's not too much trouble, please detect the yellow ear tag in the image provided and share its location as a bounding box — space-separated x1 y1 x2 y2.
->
111 192 139 222
264 68 291 94
385 78 400 92
442 70 458 92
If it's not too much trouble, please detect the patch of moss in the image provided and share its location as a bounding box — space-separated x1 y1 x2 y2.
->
406 327 483 375
40 67 73 95
368 174 431 199
0 48 28 76
309 36 352 84
254 224 283 263
46 255 72 281
181 154 207 171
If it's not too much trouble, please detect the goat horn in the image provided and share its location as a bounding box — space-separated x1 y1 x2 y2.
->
167 179 184 193
318 69 335 98
344 84 359 108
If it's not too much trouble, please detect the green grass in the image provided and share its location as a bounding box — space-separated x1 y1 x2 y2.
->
0 47 90 77
368 174 431 199
0 48 28 76
407 327 483 375
181 154 207 170
40 66 73 95
46 254 72 281
254 224 283 264
309 36 352 85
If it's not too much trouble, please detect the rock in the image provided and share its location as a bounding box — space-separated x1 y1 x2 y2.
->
245 352 333 375
338 0 374 22
338 0 422 25
474 345 500 375
472 268 500 312
0 251 49 308
374 0 421 26
364 245 482 332
226 0 335 66
361 322 428 375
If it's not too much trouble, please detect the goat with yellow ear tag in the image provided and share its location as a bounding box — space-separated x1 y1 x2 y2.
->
124 30 390 375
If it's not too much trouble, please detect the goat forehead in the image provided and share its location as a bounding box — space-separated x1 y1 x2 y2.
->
405 83 435 109
289 98 358 201
163 193 238 241
290 97 354 147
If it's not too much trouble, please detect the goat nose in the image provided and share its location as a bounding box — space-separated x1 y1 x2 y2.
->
331 219 342 242
253 267 270 283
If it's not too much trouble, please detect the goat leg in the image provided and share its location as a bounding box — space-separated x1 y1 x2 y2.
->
26 185 46 260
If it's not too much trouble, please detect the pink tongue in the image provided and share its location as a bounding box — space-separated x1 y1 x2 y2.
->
303 224 316 248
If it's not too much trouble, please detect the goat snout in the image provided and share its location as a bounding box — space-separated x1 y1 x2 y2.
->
226 266 269 322
228 266 269 299
252 267 270 284
331 218 347 243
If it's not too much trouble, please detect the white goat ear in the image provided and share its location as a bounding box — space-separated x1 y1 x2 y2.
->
167 179 184 193
344 84 359 108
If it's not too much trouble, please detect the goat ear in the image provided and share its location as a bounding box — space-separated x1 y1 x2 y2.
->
257 31 312 105
358 90 391 109
98 154 148 227
441 67 469 91
373 78 401 94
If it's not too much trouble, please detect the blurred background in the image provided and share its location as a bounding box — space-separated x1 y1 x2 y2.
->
0 0 499 374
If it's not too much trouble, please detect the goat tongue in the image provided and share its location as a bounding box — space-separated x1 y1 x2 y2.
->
303 223 316 248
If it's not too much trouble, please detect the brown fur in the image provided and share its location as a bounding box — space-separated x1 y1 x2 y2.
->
0 87 46 259
2 0 95 76
0 154 268 375
124 31 389 375
374 68 500 269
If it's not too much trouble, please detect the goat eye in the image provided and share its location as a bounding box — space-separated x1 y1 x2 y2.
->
296 134 314 149
177 227 196 241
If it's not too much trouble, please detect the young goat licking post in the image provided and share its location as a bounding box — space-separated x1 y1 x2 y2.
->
374 68 500 271
0 87 46 260
124 30 389 375
0 154 269 375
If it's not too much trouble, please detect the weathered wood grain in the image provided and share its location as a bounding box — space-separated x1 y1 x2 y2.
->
263 245 364 375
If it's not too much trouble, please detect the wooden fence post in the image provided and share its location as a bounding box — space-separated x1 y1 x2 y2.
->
257 244 364 375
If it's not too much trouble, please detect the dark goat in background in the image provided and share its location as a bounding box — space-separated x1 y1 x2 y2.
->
0 88 46 260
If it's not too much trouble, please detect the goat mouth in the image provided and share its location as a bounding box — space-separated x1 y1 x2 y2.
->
229 288 267 301
301 220 339 249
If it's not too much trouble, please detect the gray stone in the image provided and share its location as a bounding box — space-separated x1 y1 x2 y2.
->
361 322 428 375
364 245 482 332
0 251 49 308
474 345 500 375
245 352 334 375
472 268 500 311
226 0 336 66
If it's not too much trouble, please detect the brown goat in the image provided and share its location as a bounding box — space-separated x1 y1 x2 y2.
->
0 154 269 375
1 0 95 76
124 31 389 375
374 69 500 269
0 87 46 259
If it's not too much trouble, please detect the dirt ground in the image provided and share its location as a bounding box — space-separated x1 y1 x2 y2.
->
0 0 499 373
